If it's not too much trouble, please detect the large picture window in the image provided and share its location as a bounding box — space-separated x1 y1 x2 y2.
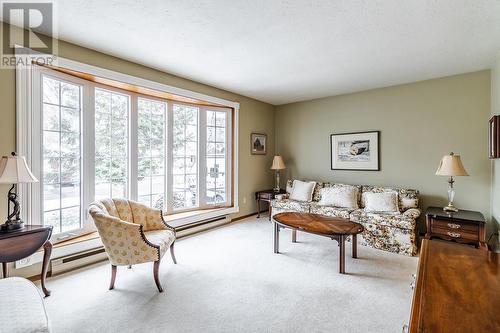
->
27 65 234 241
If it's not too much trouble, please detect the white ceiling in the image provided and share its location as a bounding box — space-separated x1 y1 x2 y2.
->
14 1 500 105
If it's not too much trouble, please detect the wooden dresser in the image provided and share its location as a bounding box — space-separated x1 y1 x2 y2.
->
408 240 500 332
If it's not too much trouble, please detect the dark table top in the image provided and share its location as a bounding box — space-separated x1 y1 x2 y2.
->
426 207 486 224
0 224 52 240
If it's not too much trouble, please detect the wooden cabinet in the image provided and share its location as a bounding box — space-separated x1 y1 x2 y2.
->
425 207 486 248
408 240 500 332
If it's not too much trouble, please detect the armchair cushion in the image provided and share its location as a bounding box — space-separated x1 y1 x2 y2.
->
144 230 176 257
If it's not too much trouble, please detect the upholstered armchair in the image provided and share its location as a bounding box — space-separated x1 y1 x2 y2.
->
88 198 177 292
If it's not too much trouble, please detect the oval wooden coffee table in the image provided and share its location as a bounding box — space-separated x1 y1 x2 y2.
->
273 212 364 274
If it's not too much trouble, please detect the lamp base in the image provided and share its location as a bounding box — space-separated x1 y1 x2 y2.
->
0 220 24 233
273 187 281 193
443 204 458 213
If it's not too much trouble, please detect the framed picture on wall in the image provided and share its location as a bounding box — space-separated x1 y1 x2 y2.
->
489 115 500 159
330 131 380 170
251 133 267 155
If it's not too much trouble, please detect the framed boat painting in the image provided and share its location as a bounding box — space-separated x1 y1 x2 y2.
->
330 131 380 171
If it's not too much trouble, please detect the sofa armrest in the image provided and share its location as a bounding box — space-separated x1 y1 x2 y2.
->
274 193 289 201
403 208 421 219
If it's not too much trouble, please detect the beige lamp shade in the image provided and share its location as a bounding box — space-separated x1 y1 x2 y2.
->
271 155 286 170
435 153 469 177
0 155 38 184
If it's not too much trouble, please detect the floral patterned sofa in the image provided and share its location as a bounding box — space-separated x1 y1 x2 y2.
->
271 181 420 256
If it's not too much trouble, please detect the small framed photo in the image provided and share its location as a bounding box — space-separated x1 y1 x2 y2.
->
251 133 267 155
489 115 500 159
330 131 380 171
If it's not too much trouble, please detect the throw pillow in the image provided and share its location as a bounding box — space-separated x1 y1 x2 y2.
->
318 186 358 208
289 180 316 202
363 192 399 212
286 180 294 194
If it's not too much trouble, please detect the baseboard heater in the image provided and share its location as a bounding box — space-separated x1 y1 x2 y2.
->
51 247 108 275
49 215 230 275
176 215 231 238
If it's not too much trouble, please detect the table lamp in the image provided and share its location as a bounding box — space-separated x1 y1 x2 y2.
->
435 152 469 212
271 155 286 192
0 152 38 232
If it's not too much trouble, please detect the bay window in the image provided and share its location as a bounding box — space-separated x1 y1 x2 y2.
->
24 64 235 241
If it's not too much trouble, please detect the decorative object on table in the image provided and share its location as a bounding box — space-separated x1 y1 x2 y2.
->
330 131 380 170
435 152 469 212
0 225 53 297
273 212 364 274
250 133 267 155
0 152 38 232
425 206 486 249
489 115 500 159
255 189 286 221
270 155 286 192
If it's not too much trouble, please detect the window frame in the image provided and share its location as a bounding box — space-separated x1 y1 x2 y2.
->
17 55 238 243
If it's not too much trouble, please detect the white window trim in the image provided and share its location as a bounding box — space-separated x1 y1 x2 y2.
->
16 47 240 231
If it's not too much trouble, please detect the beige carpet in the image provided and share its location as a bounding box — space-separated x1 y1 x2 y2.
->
41 216 418 333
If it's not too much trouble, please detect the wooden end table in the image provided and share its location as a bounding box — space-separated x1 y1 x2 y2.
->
0 225 53 297
273 212 364 274
425 207 486 249
255 189 286 221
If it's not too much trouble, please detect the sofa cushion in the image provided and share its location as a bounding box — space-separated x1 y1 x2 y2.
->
286 180 323 201
318 186 358 209
309 203 353 219
323 183 362 206
271 199 310 212
289 180 316 202
363 192 399 213
361 185 419 212
350 209 416 230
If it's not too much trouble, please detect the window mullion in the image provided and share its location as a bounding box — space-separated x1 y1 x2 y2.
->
198 107 207 208
130 94 138 201
166 102 174 214
82 81 95 227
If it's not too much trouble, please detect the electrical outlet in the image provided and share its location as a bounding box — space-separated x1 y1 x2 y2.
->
16 256 32 269
243 197 247 204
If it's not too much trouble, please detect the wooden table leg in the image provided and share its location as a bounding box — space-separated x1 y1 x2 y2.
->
2 262 7 278
257 198 261 218
273 221 280 253
352 234 358 259
268 203 272 221
339 235 345 274
292 229 297 243
41 241 52 297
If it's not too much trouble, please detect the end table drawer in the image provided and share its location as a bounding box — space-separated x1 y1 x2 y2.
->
431 227 478 241
431 219 478 232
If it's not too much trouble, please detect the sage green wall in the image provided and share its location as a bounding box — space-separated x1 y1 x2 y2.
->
491 54 500 245
0 24 275 221
276 71 493 234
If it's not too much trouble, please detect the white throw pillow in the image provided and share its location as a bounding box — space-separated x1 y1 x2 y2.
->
318 186 358 208
363 192 399 212
289 180 316 202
